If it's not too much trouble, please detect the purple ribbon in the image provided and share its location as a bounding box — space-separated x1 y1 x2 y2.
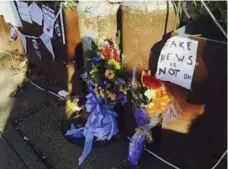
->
65 93 118 165
65 124 84 138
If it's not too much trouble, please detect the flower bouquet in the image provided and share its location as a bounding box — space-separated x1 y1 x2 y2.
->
128 68 181 166
65 37 128 165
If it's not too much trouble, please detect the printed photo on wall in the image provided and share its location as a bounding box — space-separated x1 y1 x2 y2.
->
32 39 42 59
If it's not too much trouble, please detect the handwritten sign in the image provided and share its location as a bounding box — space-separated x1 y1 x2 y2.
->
156 36 198 89
42 5 55 38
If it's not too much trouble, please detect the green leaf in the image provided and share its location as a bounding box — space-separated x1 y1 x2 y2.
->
108 59 121 70
120 86 127 95
91 41 98 51
89 67 98 75
106 83 112 89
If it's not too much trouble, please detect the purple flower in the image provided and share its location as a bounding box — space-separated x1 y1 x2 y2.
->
81 72 88 79
100 80 106 89
91 63 95 69
93 56 101 62
117 92 127 106
128 134 146 165
115 79 125 85
91 56 101 69
90 79 95 86
135 109 149 127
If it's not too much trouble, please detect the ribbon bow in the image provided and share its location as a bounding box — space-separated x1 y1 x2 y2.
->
65 93 118 165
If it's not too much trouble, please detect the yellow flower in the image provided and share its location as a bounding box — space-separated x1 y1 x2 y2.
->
147 107 158 117
108 92 116 101
108 59 121 70
99 89 105 98
146 91 171 118
66 99 82 113
94 88 99 96
146 102 155 109
105 69 115 79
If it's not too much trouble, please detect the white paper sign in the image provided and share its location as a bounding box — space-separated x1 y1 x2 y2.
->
29 2 43 26
19 32 27 54
156 36 198 89
16 1 32 24
42 5 55 38
40 33 55 61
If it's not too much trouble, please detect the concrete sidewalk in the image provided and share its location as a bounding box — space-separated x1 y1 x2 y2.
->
0 56 47 169
0 54 226 169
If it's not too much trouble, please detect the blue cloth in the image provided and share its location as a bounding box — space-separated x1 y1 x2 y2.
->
65 93 118 165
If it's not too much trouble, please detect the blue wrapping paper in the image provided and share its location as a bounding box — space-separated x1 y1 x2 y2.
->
128 133 146 165
65 93 118 165
135 109 149 128
128 108 150 165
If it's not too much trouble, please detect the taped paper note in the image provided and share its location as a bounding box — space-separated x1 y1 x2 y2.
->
42 5 55 38
156 36 198 89
0 1 23 27
29 2 43 25
58 90 68 98
16 1 32 23
19 32 27 54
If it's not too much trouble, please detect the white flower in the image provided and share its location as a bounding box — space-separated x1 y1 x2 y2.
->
82 37 92 51
144 89 155 100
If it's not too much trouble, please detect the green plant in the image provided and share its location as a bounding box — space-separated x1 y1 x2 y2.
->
178 1 227 24
63 0 78 10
